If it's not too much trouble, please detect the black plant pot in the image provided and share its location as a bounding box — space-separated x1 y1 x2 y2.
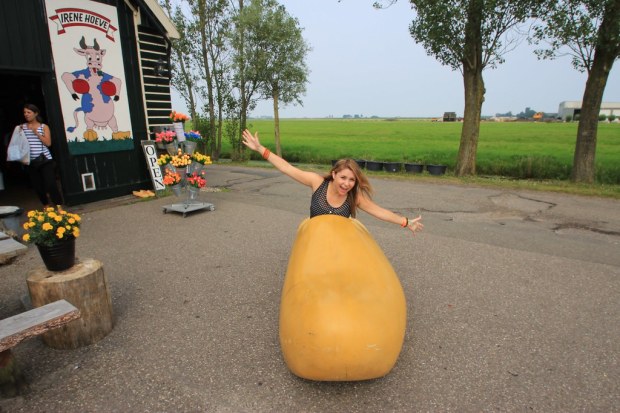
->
354 159 366 169
36 239 76 271
383 162 402 173
426 164 447 175
404 163 424 173
365 161 384 171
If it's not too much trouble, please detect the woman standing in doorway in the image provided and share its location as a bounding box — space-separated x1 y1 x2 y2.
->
20 103 63 206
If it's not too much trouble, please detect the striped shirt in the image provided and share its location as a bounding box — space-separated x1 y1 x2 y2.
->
22 123 52 161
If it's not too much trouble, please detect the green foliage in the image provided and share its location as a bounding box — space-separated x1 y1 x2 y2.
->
235 118 620 183
530 0 611 72
408 0 536 71
599 114 608 121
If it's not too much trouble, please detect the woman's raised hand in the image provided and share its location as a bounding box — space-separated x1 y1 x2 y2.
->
242 129 261 152
406 215 424 235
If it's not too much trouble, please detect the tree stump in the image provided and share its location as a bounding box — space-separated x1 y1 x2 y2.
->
26 258 114 349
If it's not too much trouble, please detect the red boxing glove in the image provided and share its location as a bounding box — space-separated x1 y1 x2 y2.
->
101 81 116 97
72 79 89 94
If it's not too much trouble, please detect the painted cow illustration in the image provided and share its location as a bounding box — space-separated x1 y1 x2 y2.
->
61 36 130 141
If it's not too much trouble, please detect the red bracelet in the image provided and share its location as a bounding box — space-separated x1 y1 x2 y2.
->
262 148 271 160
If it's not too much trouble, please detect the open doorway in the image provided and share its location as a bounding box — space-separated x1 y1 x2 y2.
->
0 72 50 209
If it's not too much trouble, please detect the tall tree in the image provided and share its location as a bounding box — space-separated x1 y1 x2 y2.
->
188 0 232 160
376 0 535 176
160 0 200 121
531 0 620 183
244 0 310 156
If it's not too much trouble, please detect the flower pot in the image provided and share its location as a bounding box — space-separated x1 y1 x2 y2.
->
36 239 76 272
355 159 366 169
173 122 186 142
165 142 178 156
188 186 200 200
365 161 384 171
183 140 197 155
383 162 402 173
188 162 204 176
170 184 182 197
404 163 424 173
156 141 165 150
426 164 447 175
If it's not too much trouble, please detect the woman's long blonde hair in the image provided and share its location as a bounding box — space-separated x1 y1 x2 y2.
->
324 159 372 218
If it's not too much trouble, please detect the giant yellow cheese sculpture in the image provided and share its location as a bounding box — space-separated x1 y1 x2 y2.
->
279 215 407 381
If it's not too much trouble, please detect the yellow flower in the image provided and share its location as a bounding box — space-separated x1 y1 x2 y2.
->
42 223 53 231
27 210 36 218
23 222 29 230
37 216 44 222
23 234 30 242
54 215 63 222
68 218 76 224
73 228 80 238
29 222 36 228
47 212 56 219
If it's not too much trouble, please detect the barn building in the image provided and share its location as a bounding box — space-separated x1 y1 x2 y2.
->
557 101 620 121
0 0 179 206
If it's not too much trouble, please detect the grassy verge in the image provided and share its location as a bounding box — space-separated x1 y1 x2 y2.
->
219 159 620 199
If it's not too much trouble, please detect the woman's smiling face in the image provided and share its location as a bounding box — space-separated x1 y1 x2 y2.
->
332 167 357 195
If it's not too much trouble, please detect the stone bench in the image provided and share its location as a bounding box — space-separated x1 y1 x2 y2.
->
0 300 80 397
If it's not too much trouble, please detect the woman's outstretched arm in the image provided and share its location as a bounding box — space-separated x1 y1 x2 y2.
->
357 193 423 235
242 129 322 189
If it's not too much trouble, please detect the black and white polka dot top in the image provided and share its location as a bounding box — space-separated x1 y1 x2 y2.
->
310 179 351 218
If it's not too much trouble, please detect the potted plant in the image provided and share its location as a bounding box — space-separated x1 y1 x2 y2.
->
354 159 366 169
186 172 207 200
404 162 424 173
155 130 178 155
22 206 81 271
169 110 190 142
426 164 448 175
365 159 384 171
183 130 202 155
157 153 173 175
189 151 212 175
383 161 402 173
170 149 192 181
163 170 182 196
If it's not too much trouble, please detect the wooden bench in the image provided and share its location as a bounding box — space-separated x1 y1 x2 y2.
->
0 300 80 397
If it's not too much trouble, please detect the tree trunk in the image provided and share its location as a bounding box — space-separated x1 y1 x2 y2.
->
273 88 282 157
455 0 485 177
571 0 620 183
26 258 114 349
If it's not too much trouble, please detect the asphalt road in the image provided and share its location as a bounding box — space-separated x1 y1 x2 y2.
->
1 164 618 412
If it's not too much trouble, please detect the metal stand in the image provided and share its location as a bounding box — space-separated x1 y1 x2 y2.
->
162 201 215 218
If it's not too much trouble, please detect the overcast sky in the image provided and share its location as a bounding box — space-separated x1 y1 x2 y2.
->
173 0 620 118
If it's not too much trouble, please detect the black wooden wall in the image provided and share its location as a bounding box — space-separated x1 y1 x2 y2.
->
0 0 174 205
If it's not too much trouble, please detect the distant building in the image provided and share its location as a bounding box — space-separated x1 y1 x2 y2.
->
558 101 620 120
443 112 457 122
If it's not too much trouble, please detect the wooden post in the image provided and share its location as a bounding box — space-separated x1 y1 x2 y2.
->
26 259 114 349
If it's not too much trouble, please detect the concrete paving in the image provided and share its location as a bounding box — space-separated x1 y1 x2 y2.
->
0 164 618 412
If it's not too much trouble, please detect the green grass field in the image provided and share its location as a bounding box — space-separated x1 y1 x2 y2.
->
218 118 619 184
194 118 619 197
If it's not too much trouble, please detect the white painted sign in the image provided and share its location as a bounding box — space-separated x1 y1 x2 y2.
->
45 0 134 155
141 141 165 191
